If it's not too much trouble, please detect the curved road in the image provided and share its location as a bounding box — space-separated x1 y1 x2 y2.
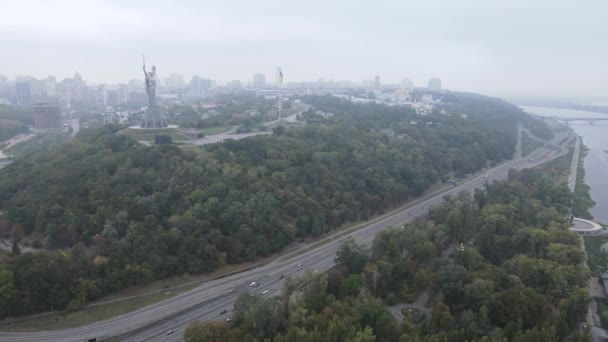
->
0 130 571 342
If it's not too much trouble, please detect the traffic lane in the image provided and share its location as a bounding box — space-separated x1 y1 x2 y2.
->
21 265 279 342
142 274 299 341
127 246 339 342
141 240 348 341
145 264 336 341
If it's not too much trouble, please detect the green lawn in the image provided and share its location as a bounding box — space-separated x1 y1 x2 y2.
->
200 125 233 136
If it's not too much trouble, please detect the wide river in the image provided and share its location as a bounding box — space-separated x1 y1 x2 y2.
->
521 106 608 224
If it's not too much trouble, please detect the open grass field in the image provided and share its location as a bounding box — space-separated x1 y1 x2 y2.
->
200 125 233 136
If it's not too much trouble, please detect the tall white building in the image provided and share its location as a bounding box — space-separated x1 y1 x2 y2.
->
46 76 57 98
253 73 266 88
95 84 108 108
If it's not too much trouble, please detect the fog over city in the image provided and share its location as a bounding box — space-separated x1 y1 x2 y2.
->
1 0 607 99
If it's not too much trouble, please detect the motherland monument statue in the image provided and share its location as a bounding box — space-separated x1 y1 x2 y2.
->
140 55 168 128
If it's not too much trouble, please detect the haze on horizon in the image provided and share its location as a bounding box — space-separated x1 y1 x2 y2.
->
1 0 607 100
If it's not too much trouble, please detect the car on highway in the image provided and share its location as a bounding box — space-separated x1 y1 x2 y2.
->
249 281 259 288
226 318 232 323
220 309 227 315
297 263 303 267
166 329 174 335
262 290 270 295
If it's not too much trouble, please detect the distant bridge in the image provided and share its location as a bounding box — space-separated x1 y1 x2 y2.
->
551 117 608 125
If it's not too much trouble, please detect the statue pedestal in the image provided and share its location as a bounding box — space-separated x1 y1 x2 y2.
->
140 105 168 128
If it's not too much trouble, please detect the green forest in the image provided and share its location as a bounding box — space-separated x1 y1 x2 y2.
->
0 105 31 141
185 168 590 342
0 93 549 317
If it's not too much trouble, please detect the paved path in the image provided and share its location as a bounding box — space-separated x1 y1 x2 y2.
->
194 130 272 146
388 291 431 324
569 135 581 192
514 122 523 159
0 133 35 160
0 239 38 254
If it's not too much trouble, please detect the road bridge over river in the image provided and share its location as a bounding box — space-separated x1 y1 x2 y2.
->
553 117 608 125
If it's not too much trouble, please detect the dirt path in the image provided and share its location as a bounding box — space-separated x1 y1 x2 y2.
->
0 133 35 159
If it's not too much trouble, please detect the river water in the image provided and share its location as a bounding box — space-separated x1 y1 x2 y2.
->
521 106 608 224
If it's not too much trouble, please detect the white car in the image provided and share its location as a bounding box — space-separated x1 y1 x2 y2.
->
297 263 303 267
262 290 270 295
166 329 174 335
249 282 259 288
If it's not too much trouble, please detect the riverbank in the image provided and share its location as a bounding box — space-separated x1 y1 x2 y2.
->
521 105 608 224
574 144 596 219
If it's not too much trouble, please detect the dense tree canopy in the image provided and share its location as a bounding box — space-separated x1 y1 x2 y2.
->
0 93 553 317
185 168 589 341
0 105 30 141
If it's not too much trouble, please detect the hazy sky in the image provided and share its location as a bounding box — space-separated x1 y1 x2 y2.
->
1 0 607 99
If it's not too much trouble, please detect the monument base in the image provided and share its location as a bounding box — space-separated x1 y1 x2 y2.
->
140 105 168 128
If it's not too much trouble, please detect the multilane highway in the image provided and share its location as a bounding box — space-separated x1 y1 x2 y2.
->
0 130 571 342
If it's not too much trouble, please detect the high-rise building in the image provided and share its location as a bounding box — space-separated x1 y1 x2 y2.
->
128 79 144 92
253 73 266 88
116 85 129 105
190 75 201 89
226 80 243 89
374 75 381 89
34 102 62 129
200 78 214 90
164 74 185 90
103 112 120 125
184 88 204 100
95 85 108 108
428 77 442 90
46 76 57 98
73 72 83 83
16 82 32 107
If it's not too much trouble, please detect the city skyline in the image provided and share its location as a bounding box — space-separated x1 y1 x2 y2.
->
1 0 607 100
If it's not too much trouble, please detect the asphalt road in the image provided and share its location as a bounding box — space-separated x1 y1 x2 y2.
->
193 107 305 147
0 130 571 342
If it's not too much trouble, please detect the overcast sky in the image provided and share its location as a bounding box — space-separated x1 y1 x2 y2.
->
1 0 607 99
